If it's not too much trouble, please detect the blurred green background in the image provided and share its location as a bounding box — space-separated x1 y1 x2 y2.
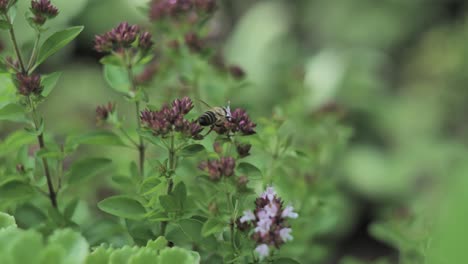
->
2 0 468 263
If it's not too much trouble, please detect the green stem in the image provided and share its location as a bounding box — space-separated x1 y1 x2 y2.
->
6 14 26 73
29 97 57 208
136 101 145 177
27 32 41 72
119 127 139 147
160 132 176 236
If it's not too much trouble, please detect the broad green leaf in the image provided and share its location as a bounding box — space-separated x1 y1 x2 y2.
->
0 212 16 228
128 248 159 264
0 103 28 123
0 180 35 202
103 64 130 94
158 247 199 264
178 144 205 157
0 130 35 155
147 211 170 222
99 55 124 66
63 199 79 220
201 218 225 237
85 246 112 264
10 229 44 264
159 195 179 212
146 236 168 251
173 182 187 208
68 131 127 147
0 20 11 30
34 26 84 70
67 157 112 184
272 258 301 264
39 244 66 264
48 229 89 264
41 72 62 97
237 162 262 180
109 246 138 264
178 219 203 242
98 196 146 220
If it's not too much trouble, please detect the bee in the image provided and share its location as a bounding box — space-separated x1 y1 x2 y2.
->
197 99 231 135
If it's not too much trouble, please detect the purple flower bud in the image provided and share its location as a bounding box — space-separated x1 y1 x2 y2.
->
214 108 256 136
228 65 246 80
94 22 141 54
236 143 251 158
194 0 217 14
149 0 194 21
184 32 204 53
237 175 249 190
31 0 58 25
15 73 43 96
138 31 154 51
261 186 276 202
219 156 235 177
172 96 194 116
96 102 115 123
135 62 158 86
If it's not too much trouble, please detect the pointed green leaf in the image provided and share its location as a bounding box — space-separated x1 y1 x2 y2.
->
98 196 146 220
146 236 168 251
68 131 127 147
178 144 205 157
201 218 225 237
48 229 89 264
236 162 262 180
0 212 16 228
34 26 84 70
68 158 112 184
103 64 130 94
0 103 28 123
41 72 62 97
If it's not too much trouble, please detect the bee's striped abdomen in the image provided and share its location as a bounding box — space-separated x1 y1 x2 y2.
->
199 111 217 126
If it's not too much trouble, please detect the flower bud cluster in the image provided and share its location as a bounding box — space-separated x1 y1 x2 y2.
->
237 186 298 260
214 108 256 136
198 156 235 181
96 102 115 123
30 0 58 26
140 97 203 140
15 73 42 96
149 0 217 22
94 22 153 54
0 0 15 14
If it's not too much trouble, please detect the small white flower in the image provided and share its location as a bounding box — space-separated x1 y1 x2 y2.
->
240 210 256 223
261 186 276 201
255 218 272 236
279 228 293 242
264 203 278 218
281 205 298 219
255 244 269 260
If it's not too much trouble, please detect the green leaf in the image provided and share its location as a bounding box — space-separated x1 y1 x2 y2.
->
41 72 62 97
85 246 111 264
63 199 79 220
146 236 168 251
159 195 179 212
173 182 187 208
36 147 62 159
0 103 28 123
178 219 203 242
98 196 146 220
128 248 158 264
34 26 84 70
10 229 44 264
103 64 131 94
67 157 112 184
48 229 89 264
109 246 137 264
272 258 301 264
158 247 199 264
178 144 205 157
68 131 127 147
201 218 225 237
0 130 35 155
99 55 124 66
0 20 11 30
0 212 16 228
236 162 262 180
0 180 36 202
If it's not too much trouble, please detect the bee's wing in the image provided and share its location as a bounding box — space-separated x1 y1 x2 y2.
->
195 98 213 110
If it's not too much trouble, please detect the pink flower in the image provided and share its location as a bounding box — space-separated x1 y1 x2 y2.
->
281 205 298 219
255 217 272 236
239 210 255 223
255 244 269 260
279 228 293 242
264 203 278 218
261 186 276 201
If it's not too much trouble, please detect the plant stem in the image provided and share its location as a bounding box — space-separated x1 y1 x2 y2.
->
136 101 145 177
124 52 146 178
160 133 176 236
27 32 41 72
6 14 26 73
29 97 57 208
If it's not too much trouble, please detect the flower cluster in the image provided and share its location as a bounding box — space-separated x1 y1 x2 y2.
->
214 108 256 136
198 156 235 181
96 102 115 123
0 0 15 14
184 32 204 53
30 0 59 26
15 73 43 96
237 186 298 260
149 0 217 22
140 97 203 139
94 22 153 54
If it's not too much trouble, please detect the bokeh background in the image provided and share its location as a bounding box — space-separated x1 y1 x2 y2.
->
2 0 468 263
